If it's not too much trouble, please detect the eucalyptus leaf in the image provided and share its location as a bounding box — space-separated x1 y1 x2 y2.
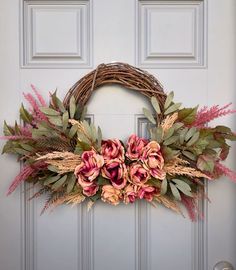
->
80 106 87 121
170 183 181 201
143 108 156 125
40 107 60 116
164 91 174 109
151 96 161 114
178 107 198 125
161 178 168 195
69 96 76 118
172 179 191 191
185 127 197 142
68 124 78 138
44 175 61 185
163 127 175 140
164 103 182 115
52 175 67 190
186 131 200 147
62 111 69 131
47 165 59 173
163 135 179 146
66 174 76 193
48 116 63 126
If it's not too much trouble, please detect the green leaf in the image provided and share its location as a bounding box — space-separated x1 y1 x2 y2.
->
66 174 76 193
68 124 78 138
52 175 68 190
80 106 87 121
77 132 91 145
163 135 179 146
40 107 60 116
44 175 61 185
47 165 58 173
172 179 191 191
14 148 29 155
170 183 181 201
164 91 174 109
20 143 34 151
20 104 33 123
173 122 184 130
83 120 93 139
164 103 182 115
3 121 14 135
97 126 102 149
186 132 200 147
197 155 215 173
151 96 161 114
69 96 76 118
182 150 196 161
162 146 180 161
185 127 197 141
90 123 97 142
179 127 188 145
163 127 175 140
161 178 168 195
51 90 66 113
97 175 110 185
74 141 91 154
62 111 69 131
48 116 63 126
143 108 156 124
178 107 198 125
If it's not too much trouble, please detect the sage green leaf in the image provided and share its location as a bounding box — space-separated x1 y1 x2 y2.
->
155 126 163 142
80 106 87 121
90 123 97 142
173 122 184 130
151 96 161 114
52 175 67 190
74 141 91 154
186 131 200 147
161 178 168 195
14 148 29 155
68 124 78 138
172 179 191 191
20 104 33 123
182 150 196 161
83 120 93 139
97 175 110 185
170 183 181 201
176 185 193 197
163 127 175 140
185 127 197 141
97 126 102 149
51 91 66 113
214 125 232 133
163 135 179 146
164 103 182 115
20 143 34 151
143 108 156 124
162 146 180 161
77 132 91 145
66 174 76 193
44 175 61 185
48 116 63 126
3 121 14 136
197 155 215 173
178 107 198 125
164 91 174 109
69 96 76 118
40 107 60 116
47 165 58 173
62 111 69 131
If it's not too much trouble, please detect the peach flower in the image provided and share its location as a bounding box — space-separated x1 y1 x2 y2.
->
102 159 127 189
74 150 104 188
129 163 150 185
82 183 99 197
138 185 157 202
101 185 122 205
142 141 166 180
123 185 137 204
101 139 125 161
126 134 148 160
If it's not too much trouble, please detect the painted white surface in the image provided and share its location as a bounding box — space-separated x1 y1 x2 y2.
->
0 0 235 270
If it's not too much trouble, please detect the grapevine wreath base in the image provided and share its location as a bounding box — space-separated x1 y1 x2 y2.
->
1 63 236 220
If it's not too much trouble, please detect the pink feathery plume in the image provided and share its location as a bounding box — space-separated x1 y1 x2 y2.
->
23 92 47 122
7 161 47 195
19 125 32 137
181 195 197 222
192 103 236 128
215 162 236 183
30 84 47 107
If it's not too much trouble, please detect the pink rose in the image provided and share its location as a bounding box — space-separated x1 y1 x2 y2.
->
102 159 127 189
129 163 150 185
123 185 137 204
126 134 148 160
101 185 122 205
138 185 157 202
142 141 166 180
75 150 104 188
83 183 99 197
101 139 125 161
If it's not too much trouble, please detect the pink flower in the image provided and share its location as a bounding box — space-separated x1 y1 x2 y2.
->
102 159 127 189
101 185 122 205
101 139 125 161
126 134 148 160
123 185 137 204
75 150 104 188
142 141 166 180
138 185 157 202
129 163 150 185
83 183 99 197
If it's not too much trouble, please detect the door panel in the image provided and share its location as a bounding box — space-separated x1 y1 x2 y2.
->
0 1 236 270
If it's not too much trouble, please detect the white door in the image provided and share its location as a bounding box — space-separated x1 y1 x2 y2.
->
0 1 236 270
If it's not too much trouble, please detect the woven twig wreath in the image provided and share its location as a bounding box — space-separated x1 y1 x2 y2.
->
1 62 236 221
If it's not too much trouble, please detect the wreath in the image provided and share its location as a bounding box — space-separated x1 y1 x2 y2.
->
1 62 236 220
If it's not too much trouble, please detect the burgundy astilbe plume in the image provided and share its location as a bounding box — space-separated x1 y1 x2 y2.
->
0 135 32 140
181 195 198 222
7 161 47 195
192 103 236 128
214 162 236 183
